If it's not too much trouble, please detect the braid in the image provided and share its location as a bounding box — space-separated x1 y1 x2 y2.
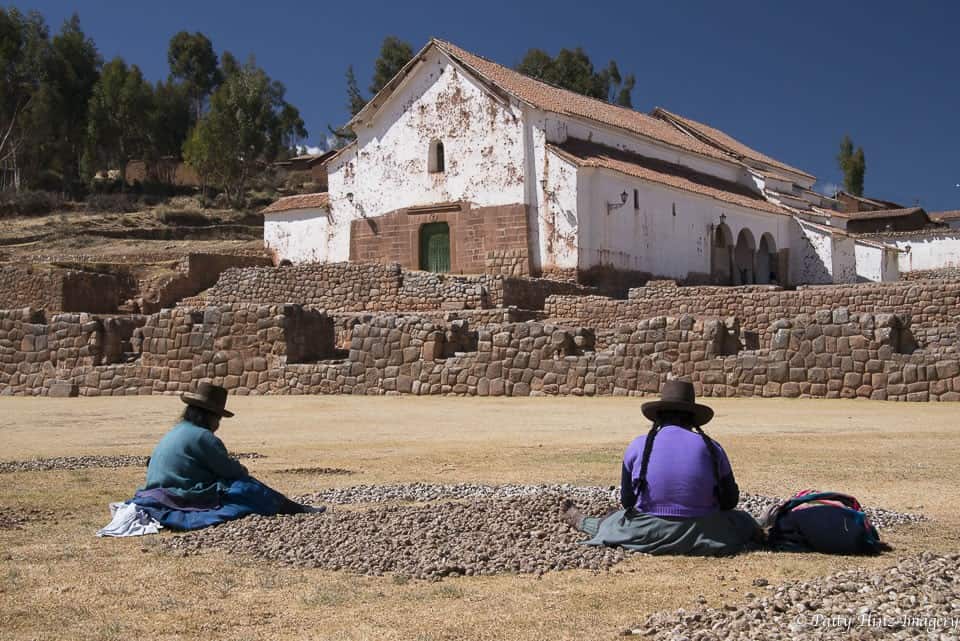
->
693 425 722 499
636 422 661 502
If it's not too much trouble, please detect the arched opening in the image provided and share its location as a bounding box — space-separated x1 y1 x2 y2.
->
419 222 451 272
711 222 734 285
733 229 756 285
757 233 779 284
428 140 445 173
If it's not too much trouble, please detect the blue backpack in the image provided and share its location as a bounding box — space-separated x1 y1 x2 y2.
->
764 490 885 554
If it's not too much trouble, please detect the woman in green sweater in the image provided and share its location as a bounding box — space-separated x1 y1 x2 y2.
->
135 383 322 528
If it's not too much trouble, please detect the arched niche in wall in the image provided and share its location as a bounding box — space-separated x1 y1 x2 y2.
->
711 222 734 285
734 228 757 285
757 233 779 285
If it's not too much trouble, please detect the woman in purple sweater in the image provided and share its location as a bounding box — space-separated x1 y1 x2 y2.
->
562 380 761 556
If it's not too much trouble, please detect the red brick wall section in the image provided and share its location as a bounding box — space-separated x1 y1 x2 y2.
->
349 202 530 275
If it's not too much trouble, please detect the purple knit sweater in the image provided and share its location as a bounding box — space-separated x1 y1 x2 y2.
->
620 425 733 518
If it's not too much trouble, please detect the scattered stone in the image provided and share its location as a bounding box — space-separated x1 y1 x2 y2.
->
0 452 264 474
162 484 924 579
275 467 355 476
0 506 55 529
634 552 960 640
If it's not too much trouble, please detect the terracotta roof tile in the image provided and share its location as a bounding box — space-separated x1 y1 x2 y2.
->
829 207 926 221
931 210 960 222
652 108 814 180
431 40 737 166
261 192 330 214
549 138 788 216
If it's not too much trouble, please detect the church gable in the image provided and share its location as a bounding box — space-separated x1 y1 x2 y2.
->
342 46 529 214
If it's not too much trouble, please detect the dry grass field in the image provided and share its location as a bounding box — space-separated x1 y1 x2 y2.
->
1 396 957 641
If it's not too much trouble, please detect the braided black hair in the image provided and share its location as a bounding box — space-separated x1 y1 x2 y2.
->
635 411 723 505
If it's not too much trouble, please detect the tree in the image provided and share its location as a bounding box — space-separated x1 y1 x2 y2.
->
837 135 866 197
148 79 191 159
0 8 51 190
346 65 365 116
82 57 153 185
516 47 635 106
167 31 221 121
183 57 307 206
44 14 101 193
369 36 413 96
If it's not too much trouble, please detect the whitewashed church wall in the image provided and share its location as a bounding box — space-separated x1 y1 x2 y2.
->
342 48 527 218
578 169 786 281
854 242 888 282
891 233 960 272
264 208 349 264
790 221 835 285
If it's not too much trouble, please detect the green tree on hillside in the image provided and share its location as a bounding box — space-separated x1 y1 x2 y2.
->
837 135 866 197
82 58 153 184
0 8 51 189
167 31 221 121
44 14 101 193
183 57 307 206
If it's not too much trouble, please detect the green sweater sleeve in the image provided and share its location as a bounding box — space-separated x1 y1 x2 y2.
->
197 431 248 480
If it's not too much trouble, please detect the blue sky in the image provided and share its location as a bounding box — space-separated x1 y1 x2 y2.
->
20 0 960 211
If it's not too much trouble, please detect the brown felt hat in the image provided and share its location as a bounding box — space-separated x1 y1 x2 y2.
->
641 379 713 426
181 381 235 418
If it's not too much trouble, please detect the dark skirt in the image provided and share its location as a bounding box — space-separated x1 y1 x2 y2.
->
581 508 760 556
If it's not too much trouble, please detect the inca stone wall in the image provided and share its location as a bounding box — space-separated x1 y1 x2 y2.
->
0 265 124 313
546 279 960 348
188 261 597 312
3 304 959 401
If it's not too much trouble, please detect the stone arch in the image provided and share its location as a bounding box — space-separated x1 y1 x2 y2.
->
756 233 778 284
711 222 734 285
733 228 756 285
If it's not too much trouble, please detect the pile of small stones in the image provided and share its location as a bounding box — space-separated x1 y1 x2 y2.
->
0 452 264 473
163 484 924 580
165 490 625 578
629 552 960 640
297 483 924 531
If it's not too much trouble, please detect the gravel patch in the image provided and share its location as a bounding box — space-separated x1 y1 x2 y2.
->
0 506 54 530
0 452 265 473
275 467 356 476
628 552 960 640
163 484 925 580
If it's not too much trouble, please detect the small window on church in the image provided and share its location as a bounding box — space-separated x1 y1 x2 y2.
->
633 189 639 209
429 140 445 173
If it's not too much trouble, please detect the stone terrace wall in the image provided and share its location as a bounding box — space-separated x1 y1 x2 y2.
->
0 305 333 396
546 279 960 348
2 305 959 401
0 265 124 313
189 261 599 312
138 253 273 313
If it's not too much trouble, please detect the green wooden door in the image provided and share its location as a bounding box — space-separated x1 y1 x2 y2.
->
419 222 450 272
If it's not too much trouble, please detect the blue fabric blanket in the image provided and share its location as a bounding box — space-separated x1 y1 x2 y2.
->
130 478 291 530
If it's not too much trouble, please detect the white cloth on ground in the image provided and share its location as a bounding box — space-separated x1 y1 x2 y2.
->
96 502 163 537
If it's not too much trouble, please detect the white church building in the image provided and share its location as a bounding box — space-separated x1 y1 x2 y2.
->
264 38 907 286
